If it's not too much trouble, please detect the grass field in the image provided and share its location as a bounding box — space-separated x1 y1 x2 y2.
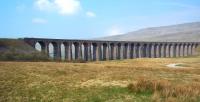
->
0 56 200 102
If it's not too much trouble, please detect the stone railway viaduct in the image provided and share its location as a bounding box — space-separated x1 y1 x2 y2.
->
24 38 200 61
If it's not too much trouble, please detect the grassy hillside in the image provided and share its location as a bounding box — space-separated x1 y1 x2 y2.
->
0 39 49 61
0 57 200 102
98 22 200 42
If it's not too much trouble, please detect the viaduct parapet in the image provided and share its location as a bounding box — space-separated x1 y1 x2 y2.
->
24 38 200 61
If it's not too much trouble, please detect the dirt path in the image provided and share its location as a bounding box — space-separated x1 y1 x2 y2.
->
166 63 183 68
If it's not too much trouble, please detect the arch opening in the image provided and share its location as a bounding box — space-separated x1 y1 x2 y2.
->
158 44 163 58
92 43 98 61
154 44 158 58
148 44 153 58
35 41 46 52
82 43 88 61
73 42 80 60
136 43 140 58
110 43 115 60
48 42 57 59
61 43 65 60
124 43 128 59
102 43 108 60
130 44 134 58
143 44 147 58
117 43 121 59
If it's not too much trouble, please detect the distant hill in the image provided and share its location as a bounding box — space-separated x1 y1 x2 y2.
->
0 39 49 61
98 22 200 42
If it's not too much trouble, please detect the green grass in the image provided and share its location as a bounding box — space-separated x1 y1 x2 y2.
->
1 85 150 102
176 64 190 67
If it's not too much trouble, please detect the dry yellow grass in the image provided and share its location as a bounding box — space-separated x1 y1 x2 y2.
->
0 57 200 102
128 78 200 102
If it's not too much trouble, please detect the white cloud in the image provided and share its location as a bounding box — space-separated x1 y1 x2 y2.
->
107 26 123 36
35 0 53 11
55 0 81 15
86 11 96 17
35 0 81 15
32 18 48 24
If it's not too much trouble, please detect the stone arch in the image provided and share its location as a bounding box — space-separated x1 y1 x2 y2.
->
148 44 153 58
123 43 129 59
150 44 155 58
161 44 166 58
195 43 199 55
185 44 189 56
49 42 61 60
82 42 89 61
154 44 159 58
35 41 45 52
92 43 98 61
195 43 199 48
136 43 141 58
187 44 192 55
48 42 53 59
178 44 183 57
60 43 65 60
158 44 163 58
87 43 92 61
183 44 187 56
176 44 180 57
191 43 195 55
173 44 177 57
169 44 173 57
63 42 71 61
110 43 115 60
142 44 148 58
102 43 108 60
163 44 168 57
192 43 199 55
130 43 135 58
72 42 80 60
117 43 121 59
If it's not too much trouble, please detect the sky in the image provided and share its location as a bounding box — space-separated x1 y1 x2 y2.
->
0 0 200 39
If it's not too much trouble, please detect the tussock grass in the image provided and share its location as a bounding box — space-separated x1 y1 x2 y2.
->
128 78 200 102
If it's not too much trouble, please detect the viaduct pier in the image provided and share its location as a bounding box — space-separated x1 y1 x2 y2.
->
24 38 200 61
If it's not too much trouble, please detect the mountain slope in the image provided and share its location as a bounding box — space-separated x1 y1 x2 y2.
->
98 22 200 42
0 39 49 61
